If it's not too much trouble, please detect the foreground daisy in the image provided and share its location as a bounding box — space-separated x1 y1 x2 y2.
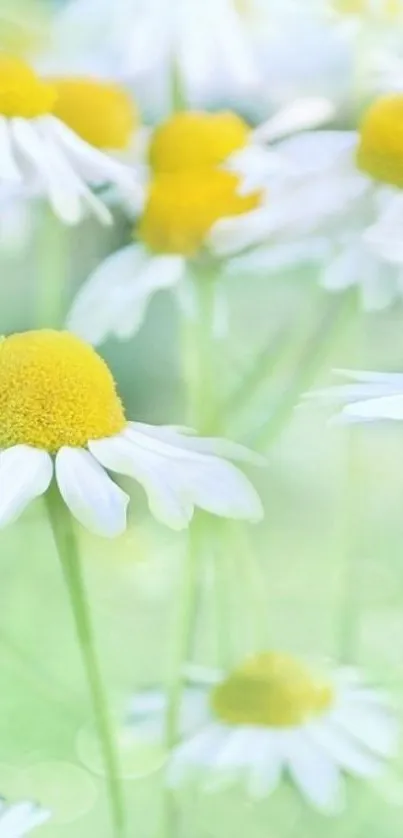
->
0 799 50 837
212 94 403 310
310 369 403 423
67 105 333 344
0 56 140 224
0 330 263 536
128 652 398 813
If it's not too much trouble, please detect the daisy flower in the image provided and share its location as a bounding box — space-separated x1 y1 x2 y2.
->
66 103 334 345
47 0 266 117
211 93 403 311
0 55 141 225
310 368 403 423
0 329 263 537
0 799 50 837
128 652 398 813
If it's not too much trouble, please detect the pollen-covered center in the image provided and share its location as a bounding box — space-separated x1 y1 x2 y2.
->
149 111 251 173
51 77 137 150
357 96 403 187
0 330 126 452
0 55 57 117
210 652 334 728
333 0 400 18
138 169 261 256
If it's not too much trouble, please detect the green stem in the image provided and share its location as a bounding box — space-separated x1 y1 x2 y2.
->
45 485 125 838
36 204 68 329
226 521 268 654
338 426 362 661
247 293 356 452
182 272 220 434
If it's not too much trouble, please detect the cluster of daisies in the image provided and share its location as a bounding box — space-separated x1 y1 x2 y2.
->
0 0 403 835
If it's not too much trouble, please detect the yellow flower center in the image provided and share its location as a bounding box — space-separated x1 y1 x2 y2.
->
0 55 57 117
356 96 403 187
333 0 400 17
210 652 334 728
138 169 261 257
0 330 126 453
51 77 137 150
149 111 251 173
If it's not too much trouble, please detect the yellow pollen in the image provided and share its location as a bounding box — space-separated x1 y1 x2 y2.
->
0 55 57 117
0 330 126 453
138 169 261 257
210 652 334 728
149 111 251 173
51 77 137 150
357 95 403 187
333 0 400 17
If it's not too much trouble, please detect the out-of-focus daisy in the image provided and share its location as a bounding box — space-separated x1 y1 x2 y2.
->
212 95 403 311
310 369 403 423
46 0 269 117
66 103 334 344
0 56 141 224
0 799 50 836
127 652 398 813
0 329 263 537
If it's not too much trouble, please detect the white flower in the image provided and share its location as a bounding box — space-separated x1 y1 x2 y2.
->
0 56 141 225
0 799 50 837
309 369 403 423
0 330 264 538
211 98 403 311
67 101 334 345
127 653 398 813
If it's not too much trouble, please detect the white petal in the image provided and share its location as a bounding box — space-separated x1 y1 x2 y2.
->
211 727 258 770
309 720 385 778
127 423 266 466
226 239 330 276
55 447 129 537
168 725 228 787
365 193 403 265
273 131 358 175
252 98 335 144
112 255 185 341
0 118 22 181
0 801 50 837
333 704 398 759
89 428 264 528
321 245 362 292
334 369 403 385
341 394 403 421
282 729 344 814
247 733 283 799
10 118 84 225
0 446 52 528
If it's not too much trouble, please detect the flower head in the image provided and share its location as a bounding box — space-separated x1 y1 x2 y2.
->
0 329 263 536
0 56 140 224
148 111 251 173
0 799 50 836
138 169 261 256
51 77 138 151
357 95 403 187
128 654 398 812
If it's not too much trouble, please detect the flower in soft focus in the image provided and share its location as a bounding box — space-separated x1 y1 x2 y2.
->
46 0 266 118
128 653 398 813
310 369 403 423
211 94 403 311
0 799 50 836
0 56 141 224
0 330 263 537
66 103 334 344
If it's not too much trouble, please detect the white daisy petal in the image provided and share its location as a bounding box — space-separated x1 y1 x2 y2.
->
168 725 228 787
365 193 403 265
0 801 50 837
55 447 129 537
10 118 83 224
341 394 403 421
0 117 22 181
127 423 266 466
334 369 403 385
247 733 283 799
273 131 358 175
309 721 385 778
89 427 264 527
68 246 185 344
282 729 344 814
0 446 52 528
252 98 335 144
332 703 399 758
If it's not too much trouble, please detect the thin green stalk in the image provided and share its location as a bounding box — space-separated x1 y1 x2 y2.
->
247 293 356 452
338 430 361 661
182 272 220 434
36 204 68 329
45 485 125 838
225 521 268 654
